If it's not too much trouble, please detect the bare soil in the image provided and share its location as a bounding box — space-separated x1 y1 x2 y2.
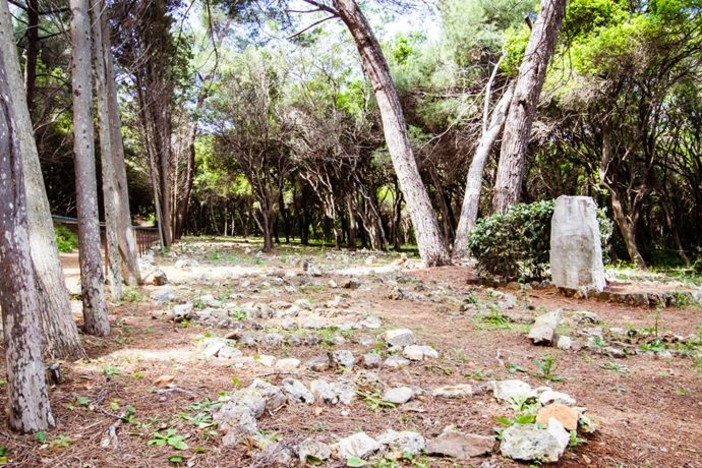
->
1 241 701 467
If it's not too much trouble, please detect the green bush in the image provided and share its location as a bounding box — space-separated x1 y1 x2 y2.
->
55 225 79 253
467 200 613 281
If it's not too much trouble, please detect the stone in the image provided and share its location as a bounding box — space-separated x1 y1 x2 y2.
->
383 387 414 405
537 404 580 431
384 356 410 368
556 335 572 350
383 329 416 348
172 303 193 322
499 419 569 463
249 379 286 411
365 255 377 265
356 334 376 346
426 426 495 459
492 380 532 403
275 358 301 370
432 384 473 399
343 278 360 289
152 269 168 285
360 315 382 329
310 379 338 405
335 432 380 459
403 345 439 361
550 196 606 292
528 310 563 345
262 333 284 347
298 439 332 463
254 354 277 367
377 430 425 457
331 350 356 369
332 380 357 405
282 378 314 404
362 353 382 369
538 390 576 407
304 355 332 372
175 257 199 269
150 286 176 303
201 338 240 359
572 310 602 325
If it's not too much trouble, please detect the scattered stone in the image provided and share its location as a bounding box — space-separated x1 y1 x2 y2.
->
332 380 357 405
492 380 532 403
538 390 576 407
383 387 414 405
383 329 416 348
377 430 425 457
328 279 338 288
537 404 580 431
528 309 563 345
331 350 356 369
282 378 314 404
500 419 569 463
297 439 332 463
360 315 382 329
572 310 602 325
275 358 301 370
356 334 376 346
432 384 473 399
365 255 377 265
343 278 360 289
384 356 410 368
201 338 241 359
175 257 199 269
150 286 176 303
335 432 380 459
249 379 286 410
362 353 382 369
403 345 439 361
262 333 284 347
172 303 193 322
427 426 495 459
556 335 572 350
257 442 293 465
310 379 338 405
254 354 277 367
152 269 168 285
305 355 332 372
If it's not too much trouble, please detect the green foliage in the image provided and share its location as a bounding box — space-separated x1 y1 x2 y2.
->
535 355 564 382
148 428 188 450
54 225 78 253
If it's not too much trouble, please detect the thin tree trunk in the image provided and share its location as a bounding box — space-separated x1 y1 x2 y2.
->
91 0 122 301
0 48 55 432
70 0 110 336
453 82 514 260
330 0 450 266
102 14 141 285
491 0 567 213
24 0 39 116
0 1 84 359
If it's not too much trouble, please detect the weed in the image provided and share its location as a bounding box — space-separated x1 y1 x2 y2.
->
148 428 188 450
600 361 629 373
359 391 396 411
534 355 563 382
229 309 248 320
103 365 121 376
49 435 73 449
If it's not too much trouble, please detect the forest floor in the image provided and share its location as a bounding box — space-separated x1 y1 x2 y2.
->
2 238 702 467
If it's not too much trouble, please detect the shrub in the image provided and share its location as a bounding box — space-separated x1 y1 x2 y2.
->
55 225 79 253
467 200 613 281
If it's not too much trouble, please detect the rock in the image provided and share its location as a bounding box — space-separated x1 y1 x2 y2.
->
383 387 414 405
362 353 382 369
356 334 376 346
403 345 439 361
432 384 473 399
556 335 572 350
332 380 357 405
152 269 168 285
172 303 193 322
310 379 338 405
360 315 382 329
384 356 410 368
383 329 416 348
377 430 425 457
343 278 360 289
298 439 332 463
249 379 286 410
365 255 377 265
254 354 277 367
331 350 356 369
257 442 293 465
335 432 380 459
426 426 495 459
304 355 332 372
538 390 576 407
500 419 569 463
150 286 176 303
572 310 602 325
528 309 563 345
201 338 240 359
175 257 199 269
275 358 301 370
492 380 532 403
262 333 284 347
550 195 606 292
282 378 314 404
537 404 580 431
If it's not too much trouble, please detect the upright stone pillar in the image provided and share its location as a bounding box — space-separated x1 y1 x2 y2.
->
550 196 606 291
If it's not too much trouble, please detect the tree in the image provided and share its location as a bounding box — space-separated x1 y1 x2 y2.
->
491 0 567 213
70 0 110 335
0 0 84 359
0 44 55 433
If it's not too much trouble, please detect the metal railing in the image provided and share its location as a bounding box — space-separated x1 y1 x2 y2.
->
52 215 160 257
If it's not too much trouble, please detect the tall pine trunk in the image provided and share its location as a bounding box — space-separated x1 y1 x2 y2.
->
0 1 84 359
491 0 567 213
70 0 110 336
0 47 55 433
331 0 450 266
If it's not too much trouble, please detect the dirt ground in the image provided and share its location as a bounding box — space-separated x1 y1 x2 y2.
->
1 241 701 467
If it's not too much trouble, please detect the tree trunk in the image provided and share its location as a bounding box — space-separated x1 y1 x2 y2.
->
331 0 450 266
0 1 84 359
70 0 110 336
24 0 39 116
91 0 122 301
491 0 567 214
102 14 141 285
453 82 514 260
0 48 55 432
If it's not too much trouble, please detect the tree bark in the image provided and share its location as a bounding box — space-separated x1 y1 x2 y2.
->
491 0 567 214
70 0 110 335
0 47 55 433
102 14 141 286
0 0 85 359
91 0 122 301
453 82 514 260
330 0 450 266
24 0 40 116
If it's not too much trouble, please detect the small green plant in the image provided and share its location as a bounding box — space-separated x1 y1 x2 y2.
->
506 362 527 373
0 445 9 463
569 430 585 448
122 287 144 303
148 429 188 450
535 355 564 382
478 305 512 329
589 335 608 350
103 365 122 376
54 225 79 253
228 309 248 320
600 361 629 373
193 299 205 310
49 435 73 449
359 391 396 411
